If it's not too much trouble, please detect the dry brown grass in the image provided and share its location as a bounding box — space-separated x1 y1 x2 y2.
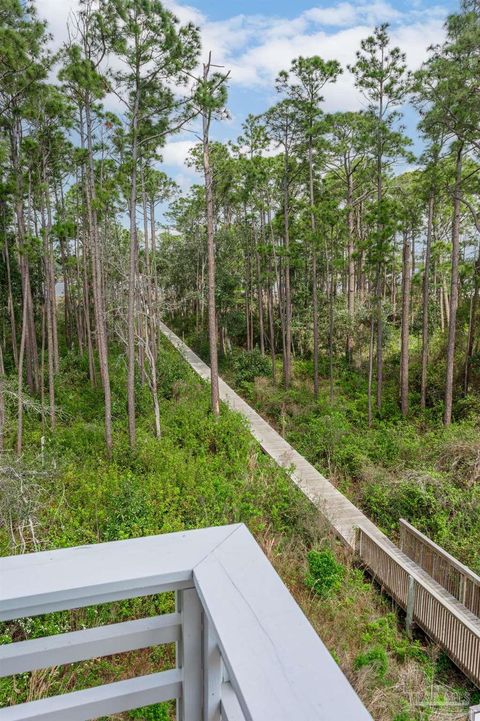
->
437 440 480 487
258 530 474 721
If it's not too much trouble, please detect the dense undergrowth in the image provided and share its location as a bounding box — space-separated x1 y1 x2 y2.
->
200 334 480 575
0 337 478 719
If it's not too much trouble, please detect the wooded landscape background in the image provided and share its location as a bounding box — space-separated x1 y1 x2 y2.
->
1 0 480 716
1 0 479 459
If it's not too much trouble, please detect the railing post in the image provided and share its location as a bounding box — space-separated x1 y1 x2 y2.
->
177 588 203 721
470 704 480 721
406 575 416 639
203 615 222 721
355 527 362 558
459 574 467 606
399 521 405 553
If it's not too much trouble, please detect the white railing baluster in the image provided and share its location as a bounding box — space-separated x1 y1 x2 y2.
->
177 588 203 721
220 683 246 721
0 525 372 720
204 616 222 721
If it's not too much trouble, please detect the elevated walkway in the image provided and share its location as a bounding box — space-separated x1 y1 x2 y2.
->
159 323 480 689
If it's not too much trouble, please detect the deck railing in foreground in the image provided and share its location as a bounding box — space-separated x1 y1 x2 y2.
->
0 524 372 721
471 703 480 720
357 526 480 689
399 518 480 618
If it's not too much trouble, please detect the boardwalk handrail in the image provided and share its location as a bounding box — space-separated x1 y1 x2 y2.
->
0 524 372 721
159 323 480 690
357 525 480 688
399 518 480 617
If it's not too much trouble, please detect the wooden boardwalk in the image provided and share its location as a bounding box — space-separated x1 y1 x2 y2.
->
160 323 480 689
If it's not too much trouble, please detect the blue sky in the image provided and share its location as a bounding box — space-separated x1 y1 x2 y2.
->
41 0 460 189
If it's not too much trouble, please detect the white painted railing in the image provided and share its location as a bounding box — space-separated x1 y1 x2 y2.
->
0 524 372 720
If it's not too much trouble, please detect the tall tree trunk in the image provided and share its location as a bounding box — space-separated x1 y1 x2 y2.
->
265 211 276 382
127 87 141 445
312 252 319 398
328 268 334 403
376 89 384 413
0 345 5 453
3 240 18 369
400 229 411 417
375 264 383 412
41 195 56 430
202 62 220 417
283 154 292 389
346 173 355 365
254 221 265 355
367 315 375 428
11 120 39 394
421 191 434 409
16 277 29 457
444 145 463 426
308 137 319 397
464 247 480 394
85 100 113 453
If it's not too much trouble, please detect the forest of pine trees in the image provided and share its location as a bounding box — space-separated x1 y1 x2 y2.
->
0 0 479 457
1 1 480 715
0 0 480 454
164 9 480 431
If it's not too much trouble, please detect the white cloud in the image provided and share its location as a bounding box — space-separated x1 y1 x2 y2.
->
38 0 446 100
304 4 359 27
162 139 197 168
37 0 448 188
37 0 79 51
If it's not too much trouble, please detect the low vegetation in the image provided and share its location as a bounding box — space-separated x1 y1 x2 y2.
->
1 340 478 719
210 339 480 574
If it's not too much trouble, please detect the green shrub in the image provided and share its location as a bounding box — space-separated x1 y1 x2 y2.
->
305 549 344 597
231 349 271 385
353 647 389 680
129 703 170 720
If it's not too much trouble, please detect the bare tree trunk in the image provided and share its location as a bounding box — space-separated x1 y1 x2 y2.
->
421 192 434 409
41 197 56 430
263 211 276 381
40 302 46 431
346 173 355 365
202 57 220 417
3 241 18 369
328 269 334 403
128 116 138 445
464 248 480 394
82 233 96 386
375 265 383 412
11 120 39 394
400 229 411 417
16 278 29 457
283 159 292 389
254 221 265 355
45 187 59 375
439 279 445 333
367 315 375 428
312 252 319 398
85 101 113 453
0 345 5 452
307 137 319 397
444 145 463 426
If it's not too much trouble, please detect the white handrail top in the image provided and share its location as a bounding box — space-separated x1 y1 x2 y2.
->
0 524 241 620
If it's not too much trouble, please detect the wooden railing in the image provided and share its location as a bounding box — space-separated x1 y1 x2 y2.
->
399 519 480 617
357 526 480 689
160 324 480 691
0 524 372 721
